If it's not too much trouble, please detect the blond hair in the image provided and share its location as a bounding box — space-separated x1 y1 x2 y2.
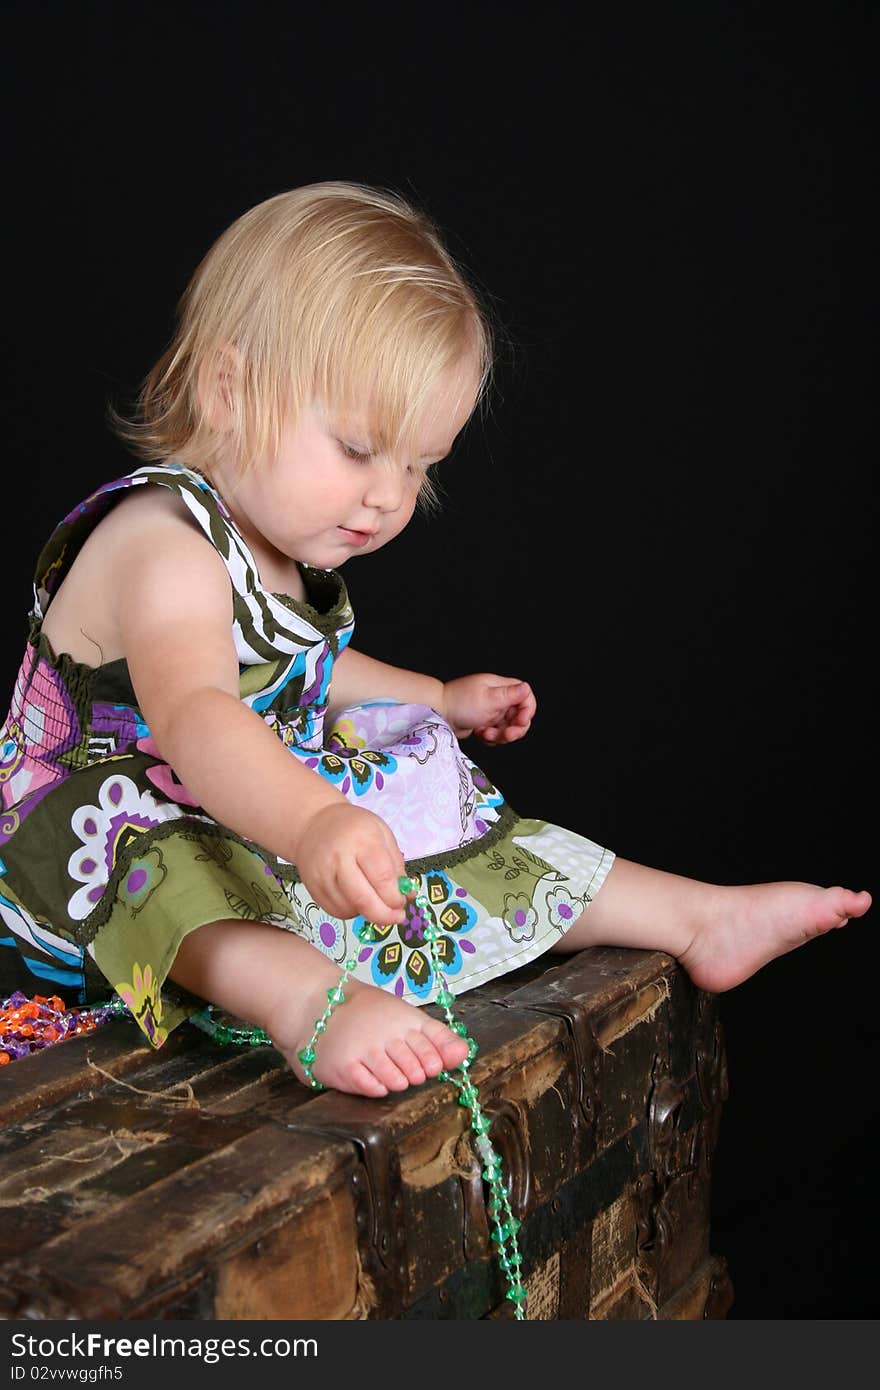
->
107 181 494 510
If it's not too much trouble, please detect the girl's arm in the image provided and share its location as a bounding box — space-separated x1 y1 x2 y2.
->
112 505 407 925
328 645 445 718
329 649 537 745
116 519 341 863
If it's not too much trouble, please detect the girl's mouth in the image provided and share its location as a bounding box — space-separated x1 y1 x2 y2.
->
338 527 373 546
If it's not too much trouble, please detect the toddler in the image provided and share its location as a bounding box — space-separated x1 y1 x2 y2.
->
0 181 870 1097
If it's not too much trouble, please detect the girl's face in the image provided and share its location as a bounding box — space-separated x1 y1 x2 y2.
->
211 362 479 576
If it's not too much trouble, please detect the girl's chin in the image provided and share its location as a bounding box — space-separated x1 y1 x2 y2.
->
299 544 368 570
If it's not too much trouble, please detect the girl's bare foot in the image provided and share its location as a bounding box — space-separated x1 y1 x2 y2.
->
678 882 872 993
270 975 471 1098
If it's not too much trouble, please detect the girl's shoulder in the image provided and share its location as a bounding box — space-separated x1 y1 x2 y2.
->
94 477 211 538
39 477 226 671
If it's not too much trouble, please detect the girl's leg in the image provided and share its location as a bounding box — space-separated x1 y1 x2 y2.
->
547 858 872 992
169 919 468 1097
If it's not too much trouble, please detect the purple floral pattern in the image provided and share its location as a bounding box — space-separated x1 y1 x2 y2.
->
67 773 168 920
352 869 477 999
299 714 399 796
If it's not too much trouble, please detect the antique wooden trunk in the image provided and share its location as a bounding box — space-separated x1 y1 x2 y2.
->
0 946 733 1320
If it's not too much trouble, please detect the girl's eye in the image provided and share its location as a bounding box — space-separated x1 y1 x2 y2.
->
340 441 372 463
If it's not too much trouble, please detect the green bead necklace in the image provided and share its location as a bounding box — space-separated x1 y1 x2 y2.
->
191 874 527 1318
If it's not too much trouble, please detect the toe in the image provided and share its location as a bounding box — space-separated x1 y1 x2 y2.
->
369 1051 413 1092
826 886 871 924
385 1038 427 1086
348 1061 388 1098
407 1029 446 1076
425 1018 470 1066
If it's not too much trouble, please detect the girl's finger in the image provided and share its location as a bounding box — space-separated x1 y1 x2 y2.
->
502 724 527 743
341 861 406 925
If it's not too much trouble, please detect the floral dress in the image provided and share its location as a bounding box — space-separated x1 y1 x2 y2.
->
0 463 615 1047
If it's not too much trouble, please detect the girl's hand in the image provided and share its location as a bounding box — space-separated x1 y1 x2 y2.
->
294 803 409 926
443 674 536 745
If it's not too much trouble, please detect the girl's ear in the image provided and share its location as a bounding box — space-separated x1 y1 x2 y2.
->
196 344 242 433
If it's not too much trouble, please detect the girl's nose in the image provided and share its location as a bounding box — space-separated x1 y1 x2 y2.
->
363 462 406 512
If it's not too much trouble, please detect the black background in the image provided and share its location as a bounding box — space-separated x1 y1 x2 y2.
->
2 2 876 1317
